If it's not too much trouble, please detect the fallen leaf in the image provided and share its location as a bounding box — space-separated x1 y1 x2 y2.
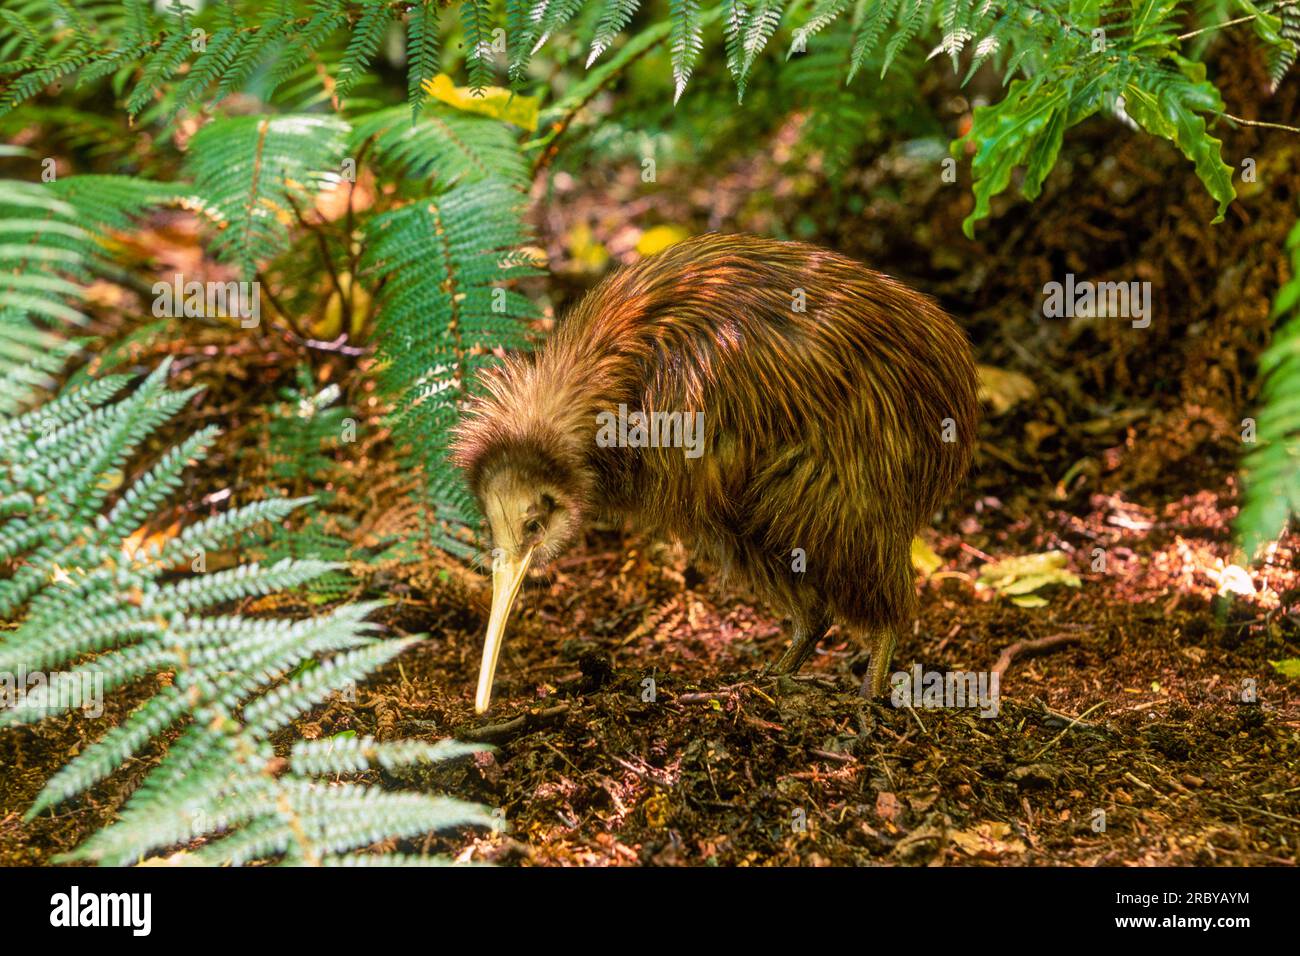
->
949 821 1026 858
566 222 609 272
976 365 1037 415
910 536 943 576
977 551 1081 606
1271 658 1300 679
875 791 899 821
421 74 540 131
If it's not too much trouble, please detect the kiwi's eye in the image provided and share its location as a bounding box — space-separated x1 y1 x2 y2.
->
524 517 544 537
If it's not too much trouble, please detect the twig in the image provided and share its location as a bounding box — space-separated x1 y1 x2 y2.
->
903 701 928 736
345 134 376 268
610 754 674 788
1031 702 1105 760
1215 112 1300 135
461 703 570 744
993 632 1083 678
675 683 743 704
1177 1 1299 42
1210 798 1300 827
1038 700 1108 733
809 748 855 764
284 190 348 327
255 270 292 325
1123 770 1158 793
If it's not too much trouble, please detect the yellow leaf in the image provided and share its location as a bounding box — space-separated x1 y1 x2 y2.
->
636 225 690 257
566 222 609 272
97 469 123 492
976 365 1037 416
977 551 1081 605
421 74 540 131
313 272 371 341
315 288 343 341
950 821 1026 858
911 536 943 576
137 851 193 866
643 793 670 828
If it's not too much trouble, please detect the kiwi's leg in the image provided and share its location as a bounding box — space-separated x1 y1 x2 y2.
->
861 627 899 698
767 612 832 675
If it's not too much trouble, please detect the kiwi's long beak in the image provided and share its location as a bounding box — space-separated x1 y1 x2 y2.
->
475 547 536 714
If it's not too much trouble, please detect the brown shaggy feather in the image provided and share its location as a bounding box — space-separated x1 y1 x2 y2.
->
453 233 979 693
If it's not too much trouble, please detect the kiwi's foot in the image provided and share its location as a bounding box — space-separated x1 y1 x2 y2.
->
858 629 898 698
765 614 832 676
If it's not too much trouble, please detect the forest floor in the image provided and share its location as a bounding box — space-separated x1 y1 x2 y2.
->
3 36 1299 866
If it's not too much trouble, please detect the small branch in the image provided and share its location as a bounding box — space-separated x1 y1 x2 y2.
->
285 191 349 326
461 703 570 744
255 270 292 326
1177 12 1264 41
345 134 376 277
1178 0 1300 42
1030 702 1105 760
993 632 1083 678
609 753 674 788
675 685 742 704
1215 112 1300 135
809 748 855 764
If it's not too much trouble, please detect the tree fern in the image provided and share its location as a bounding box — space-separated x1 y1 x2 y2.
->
883 0 933 75
847 0 901 81
726 0 786 99
789 0 853 55
245 367 368 603
588 0 644 64
407 0 444 120
460 0 497 91
1263 0 1300 90
0 0 1253 236
1239 215 1300 561
670 0 707 101
359 180 540 554
337 0 395 98
0 169 177 404
185 114 350 278
352 105 531 189
0 363 490 864
125 29 191 116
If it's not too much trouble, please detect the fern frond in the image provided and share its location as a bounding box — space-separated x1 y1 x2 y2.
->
352 105 530 188
186 114 349 277
406 0 443 120
1240 216 1300 557
847 0 900 81
337 0 394 98
3 366 488 864
460 0 496 91
669 0 706 101
290 737 485 775
588 0 643 65
360 177 538 544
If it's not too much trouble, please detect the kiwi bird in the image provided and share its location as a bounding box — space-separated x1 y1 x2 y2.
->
453 233 978 713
